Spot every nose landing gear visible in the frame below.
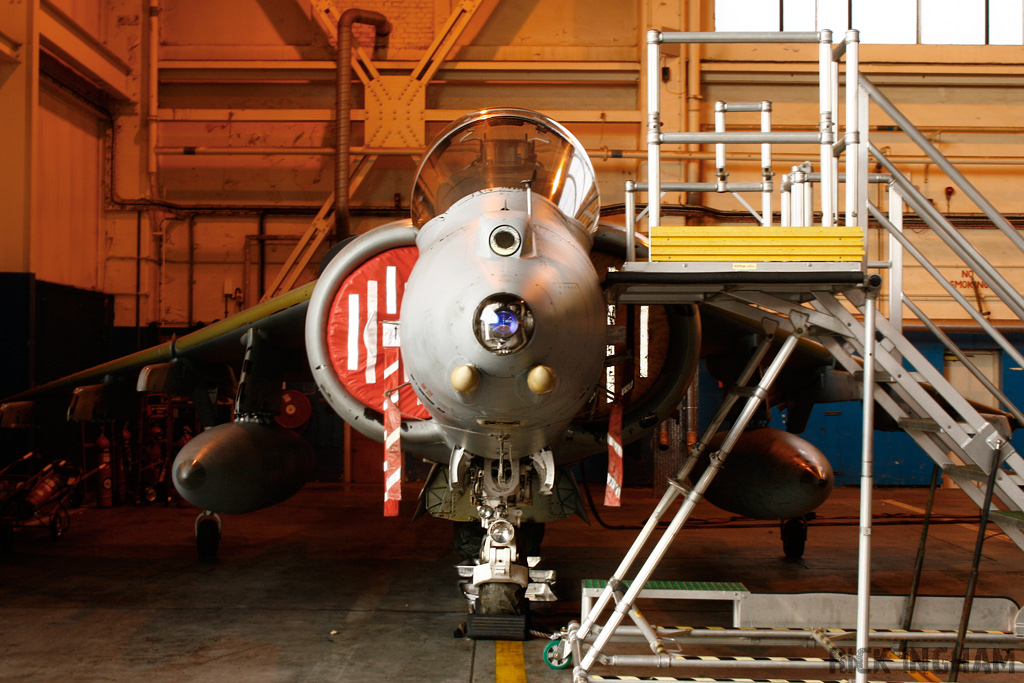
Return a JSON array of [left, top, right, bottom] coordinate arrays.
[[455, 455, 558, 639]]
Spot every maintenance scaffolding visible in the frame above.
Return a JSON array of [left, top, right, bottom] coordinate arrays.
[[550, 29, 1024, 683]]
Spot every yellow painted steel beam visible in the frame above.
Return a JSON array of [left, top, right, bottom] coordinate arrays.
[[158, 59, 639, 75], [410, 0, 485, 85], [307, 0, 341, 46], [260, 194, 336, 303], [155, 108, 640, 124], [37, 0, 131, 101], [350, 42, 381, 85], [0, 26, 20, 63]]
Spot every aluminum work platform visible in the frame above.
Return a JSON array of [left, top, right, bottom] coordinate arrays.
[[552, 27, 1024, 683]]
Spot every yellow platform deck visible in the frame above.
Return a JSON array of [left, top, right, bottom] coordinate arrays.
[[650, 225, 865, 262]]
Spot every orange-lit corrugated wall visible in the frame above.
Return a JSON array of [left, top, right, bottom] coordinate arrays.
[[32, 86, 104, 291]]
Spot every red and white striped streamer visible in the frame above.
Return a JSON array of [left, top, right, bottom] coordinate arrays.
[[604, 402, 623, 506], [382, 345, 402, 516]]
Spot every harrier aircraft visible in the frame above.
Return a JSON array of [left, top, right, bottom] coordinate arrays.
[[3, 108, 853, 633]]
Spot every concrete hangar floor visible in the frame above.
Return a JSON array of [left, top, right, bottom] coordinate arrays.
[[2, 483, 1023, 682]]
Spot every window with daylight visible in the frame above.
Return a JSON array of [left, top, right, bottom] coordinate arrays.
[[714, 0, 1024, 45]]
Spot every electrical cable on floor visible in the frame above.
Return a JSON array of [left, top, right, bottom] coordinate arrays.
[[580, 476, 995, 532]]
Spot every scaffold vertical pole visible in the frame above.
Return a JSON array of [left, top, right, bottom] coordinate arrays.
[[646, 30, 662, 251], [844, 30, 860, 230], [760, 101, 772, 226], [818, 29, 834, 227], [855, 282, 879, 683]]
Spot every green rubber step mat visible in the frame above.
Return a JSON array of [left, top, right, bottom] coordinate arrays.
[[582, 579, 749, 593]]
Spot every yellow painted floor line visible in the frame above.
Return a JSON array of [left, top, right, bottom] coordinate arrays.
[[495, 640, 528, 683], [882, 499, 1011, 544]]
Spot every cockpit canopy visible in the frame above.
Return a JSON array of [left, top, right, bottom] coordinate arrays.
[[410, 108, 600, 231]]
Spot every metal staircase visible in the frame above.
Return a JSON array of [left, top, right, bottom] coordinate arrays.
[[556, 28, 1024, 683]]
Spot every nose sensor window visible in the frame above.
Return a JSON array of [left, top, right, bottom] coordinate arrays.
[[474, 294, 534, 354]]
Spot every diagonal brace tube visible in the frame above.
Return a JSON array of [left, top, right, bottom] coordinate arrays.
[[577, 330, 804, 674], [574, 323, 780, 644]]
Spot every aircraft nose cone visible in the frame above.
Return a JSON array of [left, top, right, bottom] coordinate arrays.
[[177, 458, 207, 491], [800, 464, 830, 488]]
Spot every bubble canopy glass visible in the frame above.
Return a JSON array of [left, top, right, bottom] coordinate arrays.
[[411, 108, 600, 230]]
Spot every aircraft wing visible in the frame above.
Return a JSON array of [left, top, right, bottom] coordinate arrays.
[[2, 282, 316, 427]]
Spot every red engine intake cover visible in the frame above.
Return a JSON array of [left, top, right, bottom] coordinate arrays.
[[324, 246, 429, 420]]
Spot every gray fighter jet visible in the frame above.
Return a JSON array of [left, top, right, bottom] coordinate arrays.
[[3, 109, 848, 634]]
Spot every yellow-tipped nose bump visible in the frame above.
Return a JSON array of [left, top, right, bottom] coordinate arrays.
[[527, 365, 556, 395], [450, 364, 480, 393]]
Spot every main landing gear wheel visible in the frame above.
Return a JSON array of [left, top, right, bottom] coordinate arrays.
[[195, 512, 221, 561], [781, 517, 808, 560], [454, 521, 485, 562], [543, 639, 572, 669]]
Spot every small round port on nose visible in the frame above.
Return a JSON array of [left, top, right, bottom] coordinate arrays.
[[450, 364, 480, 393], [527, 365, 556, 395]]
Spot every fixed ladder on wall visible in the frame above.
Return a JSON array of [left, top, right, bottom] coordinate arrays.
[[552, 28, 1024, 683]]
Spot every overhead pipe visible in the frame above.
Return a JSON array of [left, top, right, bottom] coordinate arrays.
[[152, 144, 1024, 167], [135, 211, 142, 351], [146, 0, 162, 332], [336, 9, 391, 240], [187, 214, 195, 326], [257, 213, 266, 299], [147, 0, 160, 195]]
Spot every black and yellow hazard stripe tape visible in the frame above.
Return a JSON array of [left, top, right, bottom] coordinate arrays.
[[588, 676, 890, 683], [661, 625, 1011, 635]]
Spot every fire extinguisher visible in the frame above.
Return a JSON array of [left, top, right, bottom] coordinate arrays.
[[97, 431, 112, 508], [22, 461, 63, 511]]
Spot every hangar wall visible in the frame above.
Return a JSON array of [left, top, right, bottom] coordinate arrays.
[[2, 1, 1024, 486], [4, 1, 1023, 334]]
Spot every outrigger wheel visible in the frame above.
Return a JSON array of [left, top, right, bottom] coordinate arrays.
[[195, 512, 222, 561], [781, 516, 808, 560]]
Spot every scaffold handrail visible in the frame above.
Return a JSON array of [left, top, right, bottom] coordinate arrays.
[[861, 76, 1024, 255], [867, 201, 1024, 370], [656, 30, 822, 44], [868, 143, 1024, 323]]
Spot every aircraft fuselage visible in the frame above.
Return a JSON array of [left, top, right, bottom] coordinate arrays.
[[401, 188, 605, 462]]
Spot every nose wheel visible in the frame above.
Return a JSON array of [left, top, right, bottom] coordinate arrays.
[[477, 581, 526, 615]]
